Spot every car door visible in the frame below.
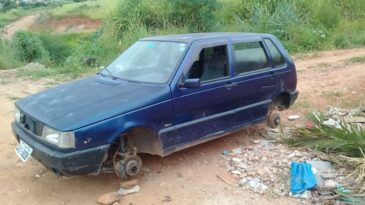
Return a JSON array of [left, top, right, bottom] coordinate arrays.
[[171, 38, 237, 145], [228, 37, 279, 127]]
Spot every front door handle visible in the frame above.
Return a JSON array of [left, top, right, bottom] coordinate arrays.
[[224, 82, 238, 89]]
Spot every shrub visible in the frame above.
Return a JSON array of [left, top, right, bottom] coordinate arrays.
[[169, 0, 219, 32], [11, 31, 49, 63], [39, 33, 72, 64], [311, 0, 341, 29], [0, 39, 21, 69], [107, 0, 168, 38]]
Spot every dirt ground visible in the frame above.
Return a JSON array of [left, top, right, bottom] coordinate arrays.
[[0, 48, 365, 205], [1, 14, 101, 39]]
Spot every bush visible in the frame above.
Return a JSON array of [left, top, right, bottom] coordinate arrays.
[[169, 0, 219, 32], [0, 39, 21, 69], [38, 33, 72, 64], [11, 31, 49, 63], [107, 0, 168, 38], [311, 0, 341, 29]]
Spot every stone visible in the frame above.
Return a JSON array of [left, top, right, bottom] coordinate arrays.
[[257, 169, 265, 177], [118, 185, 140, 196], [235, 162, 248, 170], [231, 170, 242, 175], [321, 173, 337, 179], [120, 179, 138, 189], [216, 172, 236, 185], [239, 177, 248, 186], [253, 140, 260, 144], [322, 118, 338, 127], [231, 147, 242, 154], [290, 190, 312, 199], [323, 180, 337, 189], [232, 157, 243, 162], [248, 178, 260, 189], [288, 115, 300, 121], [97, 192, 120, 205], [112, 202, 120, 205], [142, 167, 151, 173]]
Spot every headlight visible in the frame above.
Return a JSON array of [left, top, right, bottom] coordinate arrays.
[[42, 126, 75, 148], [14, 107, 21, 122]]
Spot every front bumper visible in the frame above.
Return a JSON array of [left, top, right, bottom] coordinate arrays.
[[12, 122, 109, 176]]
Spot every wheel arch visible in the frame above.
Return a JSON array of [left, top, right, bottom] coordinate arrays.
[[272, 91, 291, 110], [112, 126, 164, 157]]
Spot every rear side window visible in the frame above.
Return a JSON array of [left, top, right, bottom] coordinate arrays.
[[264, 39, 285, 67], [233, 42, 269, 74]]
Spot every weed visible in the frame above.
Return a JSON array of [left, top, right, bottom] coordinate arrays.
[[345, 56, 365, 64], [321, 91, 343, 98], [288, 113, 365, 157], [11, 31, 49, 63], [7, 95, 20, 101]]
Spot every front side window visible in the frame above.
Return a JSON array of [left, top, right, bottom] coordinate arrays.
[[264, 39, 285, 67], [186, 45, 229, 82], [233, 42, 269, 74], [102, 41, 187, 83]]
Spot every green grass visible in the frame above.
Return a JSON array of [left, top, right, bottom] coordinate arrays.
[[345, 55, 365, 64], [288, 113, 365, 157], [321, 91, 343, 98], [1, 0, 365, 79], [48, 0, 119, 19]]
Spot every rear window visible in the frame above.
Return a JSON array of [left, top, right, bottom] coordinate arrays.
[[233, 42, 269, 74], [264, 39, 285, 67]]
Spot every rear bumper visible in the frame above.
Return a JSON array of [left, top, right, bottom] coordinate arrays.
[[289, 90, 299, 107], [12, 122, 109, 176]]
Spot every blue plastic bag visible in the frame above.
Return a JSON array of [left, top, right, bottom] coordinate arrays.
[[290, 161, 317, 194]]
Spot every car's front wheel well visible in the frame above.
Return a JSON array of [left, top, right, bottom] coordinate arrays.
[[109, 127, 163, 157], [272, 92, 290, 110]]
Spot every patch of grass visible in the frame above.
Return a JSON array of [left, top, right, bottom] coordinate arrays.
[[345, 56, 365, 64], [48, 0, 119, 20], [7, 95, 20, 101], [321, 90, 343, 98], [0, 78, 10, 84], [292, 98, 311, 110]]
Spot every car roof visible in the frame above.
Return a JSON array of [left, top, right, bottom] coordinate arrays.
[[141, 32, 268, 43]]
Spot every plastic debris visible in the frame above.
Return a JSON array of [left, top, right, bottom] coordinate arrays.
[[290, 161, 317, 194]]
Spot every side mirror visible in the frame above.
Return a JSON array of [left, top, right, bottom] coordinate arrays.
[[183, 78, 200, 88]]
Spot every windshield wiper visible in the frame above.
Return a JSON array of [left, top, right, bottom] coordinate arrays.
[[98, 67, 118, 80]]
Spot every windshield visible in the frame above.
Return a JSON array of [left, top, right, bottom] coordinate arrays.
[[102, 41, 187, 83]]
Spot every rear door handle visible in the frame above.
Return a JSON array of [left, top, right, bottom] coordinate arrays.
[[224, 82, 238, 89]]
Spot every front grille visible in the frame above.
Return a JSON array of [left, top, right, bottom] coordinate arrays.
[[20, 112, 44, 136]]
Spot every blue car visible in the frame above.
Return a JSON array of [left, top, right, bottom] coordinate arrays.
[[12, 32, 298, 180]]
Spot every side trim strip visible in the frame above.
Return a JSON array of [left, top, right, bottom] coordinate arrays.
[[162, 117, 266, 156], [159, 99, 271, 134], [175, 110, 235, 129]]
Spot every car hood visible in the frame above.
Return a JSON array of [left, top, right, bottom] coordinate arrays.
[[16, 75, 171, 131]]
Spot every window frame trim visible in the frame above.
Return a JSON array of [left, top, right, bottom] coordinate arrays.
[[182, 41, 231, 85], [263, 38, 287, 68], [231, 40, 271, 76]]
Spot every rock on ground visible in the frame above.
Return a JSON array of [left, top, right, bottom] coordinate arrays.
[[97, 192, 120, 205]]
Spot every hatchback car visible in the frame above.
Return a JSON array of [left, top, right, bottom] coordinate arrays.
[[12, 32, 298, 180]]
